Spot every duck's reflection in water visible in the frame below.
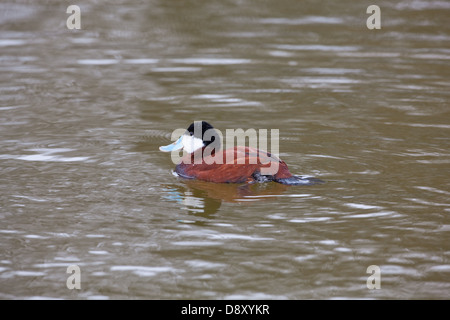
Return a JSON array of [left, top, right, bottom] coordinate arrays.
[[162, 180, 289, 216]]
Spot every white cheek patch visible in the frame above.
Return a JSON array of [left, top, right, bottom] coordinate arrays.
[[182, 135, 204, 153]]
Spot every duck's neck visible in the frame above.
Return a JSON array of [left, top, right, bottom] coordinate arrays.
[[189, 146, 218, 163]]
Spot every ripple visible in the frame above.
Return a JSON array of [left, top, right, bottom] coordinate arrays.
[[318, 240, 338, 245], [191, 94, 229, 100], [344, 203, 384, 210], [259, 16, 344, 25], [382, 265, 421, 277], [13, 195, 48, 202], [400, 123, 450, 129], [0, 39, 26, 47], [141, 129, 172, 141], [306, 154, 346, 160], [0, 230, 21, 234], [190, 93, 261, 107], [77, 59, 119, 65], [270, 44, 360, 52], [427, 265, 450, 273], [209, 233, 274, 241], [24, 234, 49, 239], [336, 52, 401, 58], [289, 217, 331, 223], [406, 198, 450, 207], [283, 77, 359, 84], [110, 265, 177, 277], [33, 262, 104, 268], [301, 68, 364, 75], [411, 53, 450, 60], [87, 295, 110, 300], [0, 270, 46, 280], [0, 148, 90, 162], [69, 38, 97, 44], [184, 260, 226, 269], [150, 67, 201, 72], [294, 254, 317, 262], [415, 186, 450, 196], [224, 292, 289, 299], [395, 0, 450, 10], [244, 194, 312, 198], [172, 241, 223, 246], [124, 58, 159, 64], [25, 296, 63, 300], [343, 211, 401, 219], [89, 250, 109, 255], [169, 58, 251, 65]]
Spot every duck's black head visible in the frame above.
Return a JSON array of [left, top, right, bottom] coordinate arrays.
[[159, 121, 221, 154]]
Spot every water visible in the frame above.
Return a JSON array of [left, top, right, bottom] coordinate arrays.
[[1, 0, 449, 299]]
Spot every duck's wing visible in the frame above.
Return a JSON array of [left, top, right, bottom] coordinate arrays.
[[225, 146, 281, 165]]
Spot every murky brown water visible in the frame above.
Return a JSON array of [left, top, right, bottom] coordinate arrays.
[[1, 0, 449, 299]]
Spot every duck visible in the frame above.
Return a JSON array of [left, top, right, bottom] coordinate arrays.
[[159, 121, 321, 185]]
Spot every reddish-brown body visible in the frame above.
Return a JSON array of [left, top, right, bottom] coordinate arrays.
[[175, 146, 294, 183]]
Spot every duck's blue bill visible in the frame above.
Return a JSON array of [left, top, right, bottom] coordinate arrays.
[[159, 136, 183, 152]]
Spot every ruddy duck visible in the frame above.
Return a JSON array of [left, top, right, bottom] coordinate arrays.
[[160, 121, 321, 185]]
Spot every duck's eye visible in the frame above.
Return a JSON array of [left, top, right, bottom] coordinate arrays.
[[189, 132, 194, 136]]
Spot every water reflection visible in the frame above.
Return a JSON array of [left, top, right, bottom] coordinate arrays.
[[162, 180, 290, 216]]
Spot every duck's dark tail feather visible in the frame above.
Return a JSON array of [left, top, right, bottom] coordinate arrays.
[[274, 175, 324, 186]]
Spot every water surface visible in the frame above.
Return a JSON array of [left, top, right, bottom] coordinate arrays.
[[1, 0, 449, 299]]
